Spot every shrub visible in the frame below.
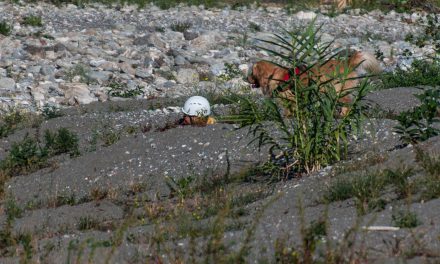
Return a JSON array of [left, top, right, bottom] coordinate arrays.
[[107, 81, 143, 98], [44, 128, 80, 157], [380, 59, 440, 89], [0, 21, 11, 36], [0, 128, 80, 177], [41, 104, 63, 119], [170, 21, 192, 33], [0, 135, 48, 176], [392, 210, 421, 228], [0, 109, 26, 138], [224, 21, 370, 176], [394, 88, 440, 144], [22, 15, 43, 27]]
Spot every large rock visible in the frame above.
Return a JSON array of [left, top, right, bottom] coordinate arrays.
[[189, 31, 225, 52], [60, 83, 97, 105], [133, 33, 168, 51], [176, 68, 199, 84], [0, 77, 15, 91]]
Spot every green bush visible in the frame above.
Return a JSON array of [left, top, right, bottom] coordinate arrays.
[[42, 104, 63, 119], [394, 88, 440, 144], [224, 21, 369, 176], [0, 136, 48, 176], [392, 210, 421, 228], [0, 110, 26, 138], [0, 21, 11, 36], [44, 128, 80, 157], [22, 15, 43, 27], [380, 59, 440, 89], [107, 81, 143, 98], [0, 128, 80, 177]]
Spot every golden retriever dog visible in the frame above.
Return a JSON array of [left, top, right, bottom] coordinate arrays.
[[247, 50, 382, 116]]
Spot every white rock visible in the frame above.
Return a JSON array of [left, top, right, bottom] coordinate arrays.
[[295, 11, 317, 20], [60, 83, 97, 105]]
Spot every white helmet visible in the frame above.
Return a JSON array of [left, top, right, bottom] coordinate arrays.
[[182, 96, 211, 117]]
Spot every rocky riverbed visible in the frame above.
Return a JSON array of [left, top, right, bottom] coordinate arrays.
[[0, 1, 439, 112], [1, 2, 440, 263]]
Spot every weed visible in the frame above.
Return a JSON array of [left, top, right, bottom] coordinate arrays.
[[78, 216, 99, 230], [380, 60, 440, 89], [44, 128, 80, 157], [0, 21, 11, 36], [18, 233, 34, 262], [100, 128, 121, 146], [225, 21, 370, 175], [0, 109, 27, 138], [154, 26, 165, 32], [90, 187, 109, 201], [22, 15, 43, 27], [165, 175, 195, 202], [41, 104, 63, 119], [248, 22, 261, 32], [170, 21, 192, 32], [392, 210, 421, 228], [5, 199, 23, 222], [405, 14, 440, 48], [394, 88, 440, 144], [65, 64, 92, 83], [54, 193, 76, 207], [0, 135, 48, 177], [415, 148, 440, 200], [323, 170, 402, 214], [384, 167, 415, 199], [217, 63, 243, 82], [107, 81, 143, 98]]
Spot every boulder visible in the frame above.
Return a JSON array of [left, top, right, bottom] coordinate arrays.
[[176, 68, 199, 84], [60, 83, 97, 105]]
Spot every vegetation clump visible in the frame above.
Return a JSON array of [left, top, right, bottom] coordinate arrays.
[[225, 21, 370, 176], [22, 15, 43, 27], [394, 88, 440, 145]]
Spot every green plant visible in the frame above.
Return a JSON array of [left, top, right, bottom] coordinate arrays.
[[18, 233, 34, 262], [107, 81, 143, 98], [41, 104, 63, 119], [0, 109, 30, 138], [217, 63, 243, 82], [405, 14, 440, 48], [380, 60, 440, 89], [224, 21, 370, 175], [384, 167, 415, 199], [22, 15, 43, 27], [165, 175, 195, 201], [5, 199, 23, 222], [324, 170, 392, 214], [248, 22, 261, 32], [44, 128, 80, 157], [170, 21, 192, 32], [0, 21, 11, 36], [0, 135, 48, 177], [394, 88, 440, 144], [99, 127, 121, 146], [392, 210, 421, 228], [65, 64, 92, 83], [415, 148, 440, 200], [78, 216, 99, 230]]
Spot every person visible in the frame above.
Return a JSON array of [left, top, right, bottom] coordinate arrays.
[[179, 96, 216, 126]]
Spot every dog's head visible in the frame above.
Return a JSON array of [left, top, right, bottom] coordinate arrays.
[[246, 63, 260, 89]]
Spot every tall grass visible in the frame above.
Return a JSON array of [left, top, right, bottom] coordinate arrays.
[[224, 20, 370, 175]]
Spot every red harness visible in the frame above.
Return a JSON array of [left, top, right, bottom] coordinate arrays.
[[283, 67, 301, 81]]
